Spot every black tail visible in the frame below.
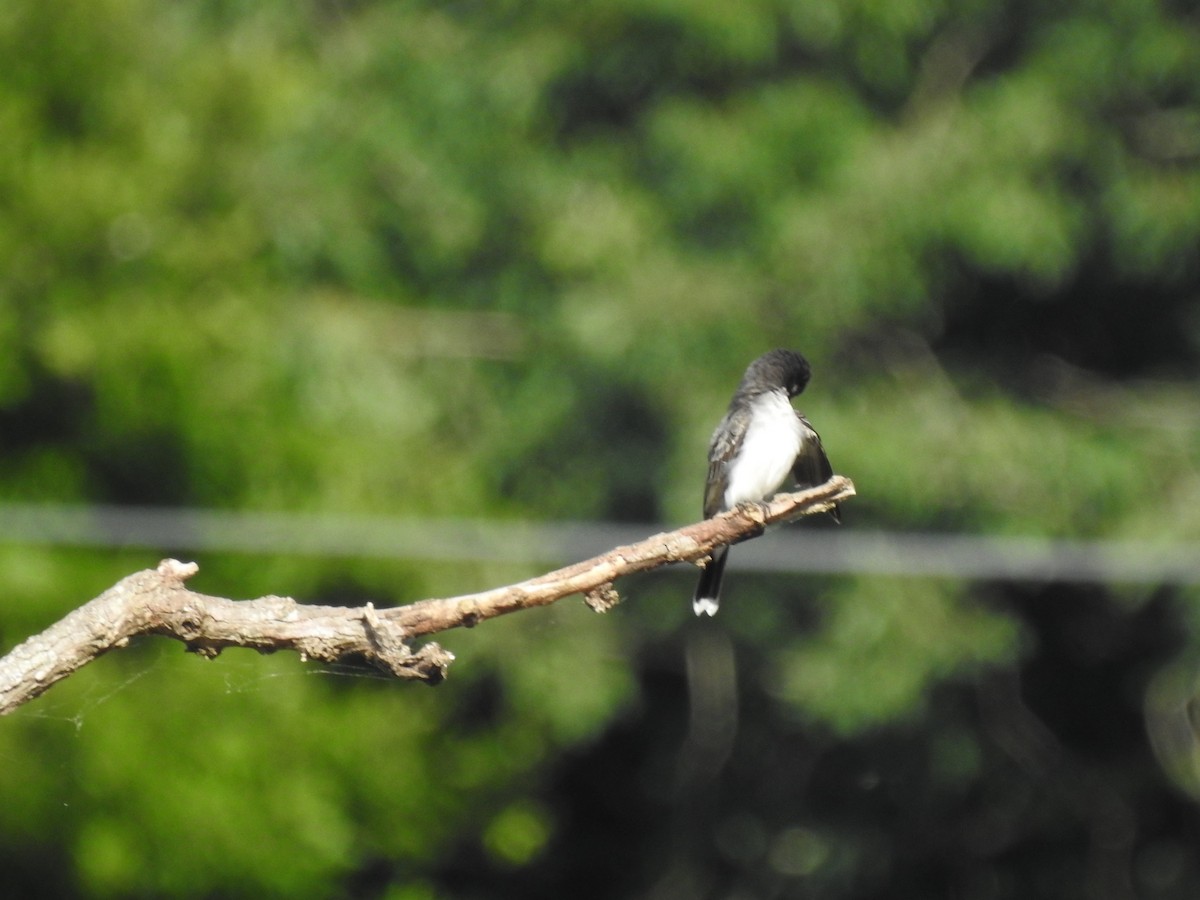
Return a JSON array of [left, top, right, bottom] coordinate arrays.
[[692, 546, 730, 616]]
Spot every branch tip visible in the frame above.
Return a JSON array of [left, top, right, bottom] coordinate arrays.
[[158, 559, 199, 581]]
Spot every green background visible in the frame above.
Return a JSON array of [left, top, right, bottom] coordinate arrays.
[[2, 0, 1199, 896]]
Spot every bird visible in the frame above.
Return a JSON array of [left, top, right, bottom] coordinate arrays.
[[693, 349, 839, 616]]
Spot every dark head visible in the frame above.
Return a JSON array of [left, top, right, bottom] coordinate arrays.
[[736, 349, 812, 399]]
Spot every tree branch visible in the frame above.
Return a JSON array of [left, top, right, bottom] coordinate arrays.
[[0, 476, 854, 715]]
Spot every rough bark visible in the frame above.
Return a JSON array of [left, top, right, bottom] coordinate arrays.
[[0, 476, 854, 714]]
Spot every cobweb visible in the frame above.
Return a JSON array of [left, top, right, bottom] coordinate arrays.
[[3, 640, 398, 734]]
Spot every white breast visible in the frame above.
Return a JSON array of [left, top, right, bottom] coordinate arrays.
[[723, 392, 804, 508]]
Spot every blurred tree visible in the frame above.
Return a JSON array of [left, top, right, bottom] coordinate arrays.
[[1, 0, 1199, 896]]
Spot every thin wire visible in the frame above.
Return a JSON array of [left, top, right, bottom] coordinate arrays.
[[0, 503, 1197, 584]]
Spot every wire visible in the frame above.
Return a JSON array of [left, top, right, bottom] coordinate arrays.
[[0, 503, 1196, 584]]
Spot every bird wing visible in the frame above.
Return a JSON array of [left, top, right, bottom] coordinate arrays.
[[702, 405, 750, 518], [793, 414, 840, 523]]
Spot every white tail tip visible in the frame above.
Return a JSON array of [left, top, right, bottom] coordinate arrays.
[[692, 597, 719, 617]]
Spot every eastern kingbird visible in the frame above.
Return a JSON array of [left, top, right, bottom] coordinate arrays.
[[693, 349, 839, 616]]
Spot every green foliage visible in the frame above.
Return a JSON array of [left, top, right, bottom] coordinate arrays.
[[772, 577, 1019, 734], [2, 0, 1199, 895]]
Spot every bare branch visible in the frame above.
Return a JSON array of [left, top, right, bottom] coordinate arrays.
[[0, 476, 854, 715]]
